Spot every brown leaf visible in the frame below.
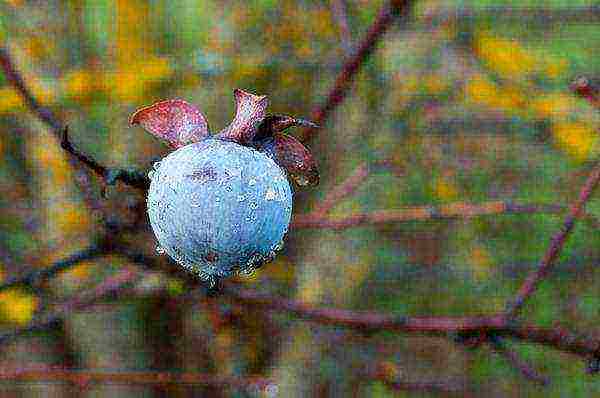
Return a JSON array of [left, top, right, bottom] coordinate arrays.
[[260, 133, 319, 187], [130, 99, 210, 148]]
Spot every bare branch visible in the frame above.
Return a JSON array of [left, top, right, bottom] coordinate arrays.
[[293, 201, 600, 230], [0, 244, 106, 293], [505, 163, 600, 319], [487, 335, 550, 386], [0, 366, 273, 391], [301, 0, 416, 142]]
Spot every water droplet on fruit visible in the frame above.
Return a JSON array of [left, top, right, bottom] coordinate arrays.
[[249, 202, 258, 210], [153, 161, 162, 171], [248, 178, 257, 186], [265, 188, 277, 201], [271, 240, 284, 252], [156, 246, 167, 255], [148, 170, 156, 180], [237, 194, 246, 202]]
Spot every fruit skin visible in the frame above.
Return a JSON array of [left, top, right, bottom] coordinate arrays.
[[147, 138, 292, 282]]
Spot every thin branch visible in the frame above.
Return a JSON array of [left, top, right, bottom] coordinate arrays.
[[292, 201, 600, 230], [301, 0, 416, 142], [487, 335, 550, 386], [0, 244, 106, 293], [219, 284, 600, 360], [0, 48, 150, 192], [504, 163, 600, 319], [60, 126, 150, 191], [365, 366, 471, 396], [0, 366, 273, 391], [310, 162, 371, 216], [0, 48, 61, 131]]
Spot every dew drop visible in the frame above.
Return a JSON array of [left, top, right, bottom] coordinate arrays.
[[237, 194, 246, 202], [215, 196, 221, 203], [265, 188, 277, 201], [156, 246, 167, 255], [153, 160, 162, 171], [248, 178, 257, 186], [148, 170, 156, 180], [249, 202, 258, 210]]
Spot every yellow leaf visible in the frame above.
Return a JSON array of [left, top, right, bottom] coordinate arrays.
[[475, 33, 538, 80], [0, 288, 38, 326], [552, 121, 599, 161]]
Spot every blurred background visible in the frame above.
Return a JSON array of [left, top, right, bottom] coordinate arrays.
[[0, 0, 599, 396]]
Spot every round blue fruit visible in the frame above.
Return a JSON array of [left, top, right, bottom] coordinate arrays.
[[147, 138, 293, 283]]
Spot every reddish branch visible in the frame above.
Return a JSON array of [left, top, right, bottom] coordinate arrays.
[[301, 0, 415, 142], [487, 336, 550, 386], [220, 284, 600, 360], [293, 201, 600, 230], [0, 366, 273, 390]]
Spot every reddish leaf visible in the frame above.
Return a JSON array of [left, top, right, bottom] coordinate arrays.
[[130, 99, 210, 148], [217, 89, 268, 144], [260, 133, 319, 186]]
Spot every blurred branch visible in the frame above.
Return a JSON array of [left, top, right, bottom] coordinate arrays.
[[0, 47, 102, 208], [504, 78, 600, 319], [364, 363, 471, 396], [301, 0, 416, 142], [0, 47, 150, 193], [0, 366, 273, 391], [329, 0, 353, 55], [220, 284, 600, 360], [425, 6, 600, 25], [0, 48, 61, 131], [292, 201, 600, 230], [487, 335, 550, 386], [0, 243, 106, 293]]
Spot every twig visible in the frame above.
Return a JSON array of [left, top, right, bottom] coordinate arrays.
[[310, 162, 371, 216], [292, 201, 600, 230], [60, 126, 150, 191], [504, 163, 600, 319], [0, 366, 273, 390], [366, 364, 470, 396], [301, 0, 416, 142], [0, 48, 61, 131], [0, 48, 150, 192], [487, 335, 550, 386], [0, 47, 103, 208], [0, 244, 106, 293]]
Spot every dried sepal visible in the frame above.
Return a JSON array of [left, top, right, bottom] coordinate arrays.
[[257, 133, 319, 187], [217, 89, 269, 144], [255, 114, 319, 141], [130, 99, 210, 148]]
